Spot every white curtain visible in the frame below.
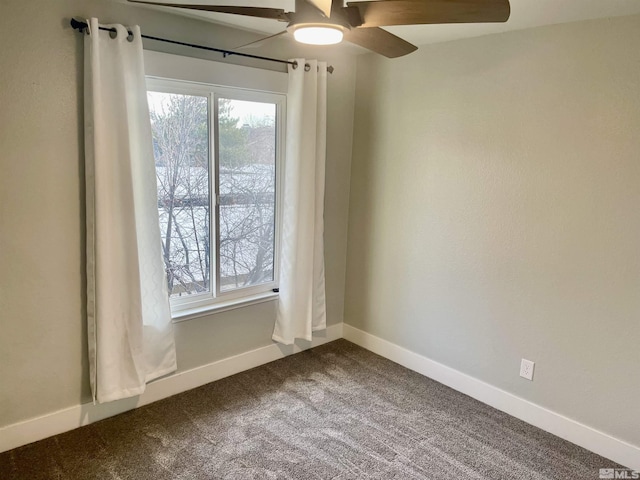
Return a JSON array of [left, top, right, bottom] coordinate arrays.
[[273, 59, 328, 345], [84, 18, 176, 403]]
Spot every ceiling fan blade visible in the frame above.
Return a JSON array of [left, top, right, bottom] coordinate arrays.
[[347, 0, 510, 28], [343, 27, 417, 58], [127, 1, 290, 21]]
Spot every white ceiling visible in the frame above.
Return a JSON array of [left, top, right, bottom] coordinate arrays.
[[126, 0, 640, 48]]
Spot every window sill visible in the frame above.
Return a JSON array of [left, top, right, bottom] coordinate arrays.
[[171, 291, 279, 323]]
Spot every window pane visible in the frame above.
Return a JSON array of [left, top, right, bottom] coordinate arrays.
[[148, 91, 210, 298], [217, 98, 276, 292]]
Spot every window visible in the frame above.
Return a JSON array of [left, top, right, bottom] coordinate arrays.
[[147, 79, 284, 316]]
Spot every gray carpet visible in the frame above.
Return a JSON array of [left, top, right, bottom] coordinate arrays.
[[0, 340, 620, 479]]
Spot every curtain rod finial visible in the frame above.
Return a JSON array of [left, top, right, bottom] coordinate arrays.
[[70, 18, 88, 32]]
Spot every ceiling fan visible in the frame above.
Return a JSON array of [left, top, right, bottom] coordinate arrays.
[[128, 0, 511, 58]]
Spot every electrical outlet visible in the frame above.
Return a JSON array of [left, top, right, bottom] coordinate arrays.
[[520, 359, 535, 380]]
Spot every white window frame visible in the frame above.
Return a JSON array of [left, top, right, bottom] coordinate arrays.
[[144, 52, 287, 321]]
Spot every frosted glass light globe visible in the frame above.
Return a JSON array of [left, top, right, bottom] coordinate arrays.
[[293, 25, 344, 45]]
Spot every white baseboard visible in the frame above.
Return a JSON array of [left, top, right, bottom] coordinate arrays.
[[342, 324, 640, 472], [0, 323, 343, 454]]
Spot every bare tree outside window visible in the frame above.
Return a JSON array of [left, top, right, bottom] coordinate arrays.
[[148, 91, 277, 299]]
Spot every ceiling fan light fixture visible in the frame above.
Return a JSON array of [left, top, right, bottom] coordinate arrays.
[[291, 23, 345, 45]]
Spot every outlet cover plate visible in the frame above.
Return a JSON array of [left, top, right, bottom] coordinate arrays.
[[520, 359, 535, 380]]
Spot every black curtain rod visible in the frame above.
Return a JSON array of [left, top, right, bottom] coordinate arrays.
[[70, 18, 334, 74]]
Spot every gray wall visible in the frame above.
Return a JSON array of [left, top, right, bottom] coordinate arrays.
[[0, 0, 355, 427], [345, 15, 640, 447]]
